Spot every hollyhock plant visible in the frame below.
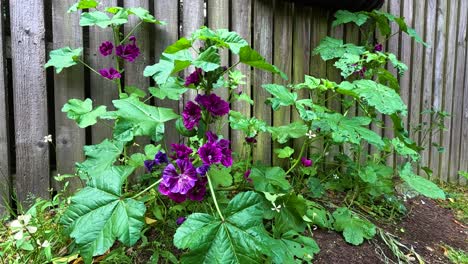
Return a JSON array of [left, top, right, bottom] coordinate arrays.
[[184, 68, 203, 86], [159, 159, 198, 196], [196, 165, 210, 176], [195, 94, 230, 117], [99, 41, 113, 56], [199, 131, 233, 167], [187, 176, 207, 201], [144, 151, 168, 172], [99, 67, 121, 80], [116, 36, 140, 62], [182, 101, 202, 130], [170, 144, 193, 160]]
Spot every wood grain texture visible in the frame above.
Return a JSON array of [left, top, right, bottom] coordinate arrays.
[[272, 1, 293, 166], [51, 0, 85, 191], [449, 0, 467, 183], [439, 0, 458, 182], [207, 0, 229, 139], [252, 0, 273, 164], [399, 0, 413, 131], [231, 0, 252, 154], [89, 0, 119, 144], [0, 0, 10, 215], [10, 0, 50, 204], [460, 24, 468, 186], [154, 0, 180, 146]]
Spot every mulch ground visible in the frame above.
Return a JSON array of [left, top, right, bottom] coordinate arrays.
[[313, 197, 468, 264]]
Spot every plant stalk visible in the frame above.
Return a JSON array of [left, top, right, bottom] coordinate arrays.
[[206, 173, 225, 221], [132, 178, 162, 199]]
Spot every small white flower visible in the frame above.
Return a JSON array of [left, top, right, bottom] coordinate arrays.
[[333, 174, 339, 180], [37, 240, 50, 248], [13, 230, 24, 240], [305, 130, 317, 139], [43, 135, 53, 143], [271, 202, 282, 213], [26, 225, 37, 234]]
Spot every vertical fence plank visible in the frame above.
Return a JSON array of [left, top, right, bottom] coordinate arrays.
[[430, 0, 447, 180], [253, 0, 273, 164], [439, 0, 459, 182], [460, 28, 468, 185], [0, 0, 10, 214], [449, 0, 467, 183], [154, 0, 180, 146], [231, 0, 252, 154], [292, 4, 311, 154], [399, 0, 413, 132], [51, 0, 85, 191], [10, 0, 50, 204], [272, 1, 293, 166], [421, 0, 437, 175], [89, 0, 118, 144]]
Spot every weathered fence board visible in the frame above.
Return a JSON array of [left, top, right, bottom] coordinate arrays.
[[9, 0, 50, 204]]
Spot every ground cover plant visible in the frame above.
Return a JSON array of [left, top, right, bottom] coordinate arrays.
[[1, 1, 454, 263]]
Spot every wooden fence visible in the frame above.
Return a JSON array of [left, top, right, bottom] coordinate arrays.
[[0, 0, 467, 214]]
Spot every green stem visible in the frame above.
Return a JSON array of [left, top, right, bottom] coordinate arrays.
[[112, 26, 123, 95], [76, 58, 100, 76], [207, 173, 225, 221], [222, 61, 240, 75], [132, 178, 162, 199], [120, 21, 143, 44], [285, 140, 307, 175]]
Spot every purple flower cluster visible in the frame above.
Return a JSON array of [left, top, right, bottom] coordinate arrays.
[[374, 43, 383, 52], [198, 131, 232, 167], [99, 41, 113, 56], [184, 68, 203, 86], [182, 93, 230, 130], [99, 67, 121, 80], [301, 157, 313, 167], [182, 101, 202, 130], [116, 36, 140, 62], [144, 151, 168, 172]]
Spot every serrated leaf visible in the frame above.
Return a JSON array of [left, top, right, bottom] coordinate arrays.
[[399, 163, 445, 199], [192, 46, 220, 72], [391, 138, 420, 161], [333, 10, 369, 27], [295, 75, 321, 90], [306, 178, 325, 199], [164, 38, 192, 54], [174, 192, 275, 263], [45, 47, 82, 73], [144, 50, 192, 85], [271, 231, 319, 263], [61, 98, 106, 128], [80, 11, 128, 28], [229, 111, 267, 138], [68, 0, 99, 13], [304, 206, 333, 229], [76, 139, 124, 179], [128, 153, 146, 168], [208, 166, 232, 187], [239, 46, 288, 80], [149, 77, 187, 100], [358, 163, 393, 184], [262, 84, 297, 110], [332, 207, 376, 245], [274, 146, 294, 159], [268, 122, 308, 144], [127, 7, 165, 24], [61, 166, 145, 263], [313, 37, 365, 61], [124, 86, 147, 98], [192, 27, 249, 54], [249, 166, 291, 193], [274, 194, 308, 234]]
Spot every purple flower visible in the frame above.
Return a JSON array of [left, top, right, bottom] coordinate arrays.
[[176, 217, 186, 225], [158, 185, 187, 203], [374, 43, 383, 52], [144, 160, 156, 172], [159, 159, 198, 195], [182, 101, 202, 130], [244, 170, 253, 183], [198, 142, 223, 165], [195, 94, 230, 117], [116, 36, 140, 62], [245, 137, 257, 144], [355, 66, 367, 78], [99, 41, 113, 56], [301, 157, 313, 167], [220, 147, 233, 167], [187, 176, 207, 201], [196, 165, 210, 176], [170, 144, 193, 160], [144, 151, 168, 172], [184, 68, 203, 86], [99, 67, 121, 80]]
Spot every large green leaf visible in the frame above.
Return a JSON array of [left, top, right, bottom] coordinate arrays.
[[358, 163, 393, 184], [273, 194, 308, 234], [268, 122, 308, 144], [148, 77, 187, 100], [271, 231, 319, 263], [192, 27, 249, 54], [337, 80, 407, 116], [391, 138, 420, 161], [76, 139, 124, 179], [332, 207, 376, 246], [262, 84, 298, 110], [313, 37, 365, 61], [192, 46, 221, 72], [127, 7, 165, 24], [399, 163, 445, 199], [61, 98, 106, 128], [164, 38, 193, 54], [144, 50, 192, 85], [174, 192, 275, 263], [229, 111, 267, 138], [106, 96, 179, 142], [80, 11, 128, 28], [61, 166, 146, 264], [208, 166, 233, 188], [249, 166, 291, 193], [45, 47, 82, 73], [68, 0, 99, 13], [239, 46, 287, 80], [332, 10, 369, 27]]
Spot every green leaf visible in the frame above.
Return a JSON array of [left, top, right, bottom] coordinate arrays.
[[214, 29, 249, 54], [249, 166, 291, 193], [68, 0, 99, 13], [358, 163, 393, 184], [337, 80, 407, 116], [332, 207, 376, 245], [333, 10, 369, 27], [391, 138, 420, 161], [144, 50, 192, 85], [61, 166, 146, 263], [128, 153, 146, 168], [262, 84, 297, 110], [208, 166, 232, 187], [306, 178, 325, 199], [124, 86, 147, 98], [229, 111, 267, 138], [164, 38, 192, 54], [45, 47, 83, 73], [274, 146, 294, 159], [107, 96, 179, 142], [192, 46, 221, 72], [127, 7, 165, 24], [80, 11, 128, 28], [399, 163, 445, 199], [149, 77, 187, 100], [273, 194, 308, 234], [268, 122, 308, 144], [174, 192, 275, 263], [239, 46, 288, 80], [61, 98, 106, 128], [76, 139, 124, 179], [304, 206, 333, 229], [334, 53, 362, 78], [313, 37, 365, 61], [271, 231, 319, 263], [144, 144, 162, 160], [295, 75, 321, 90]]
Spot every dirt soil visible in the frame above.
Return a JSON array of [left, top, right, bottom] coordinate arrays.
[[314, 197, 468, 264]]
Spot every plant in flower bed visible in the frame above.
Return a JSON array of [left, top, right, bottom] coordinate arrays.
[[41, 1, 446, 263]]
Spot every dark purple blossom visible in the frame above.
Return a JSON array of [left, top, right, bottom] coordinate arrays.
[[374, 43, 383, 52], [187, 176, 207, 201], [301, 157, 313, 167], [116, 36, 140, 62], [99, 41, 113, 56], [99, 67, 121, 80], [144, 151, 168, 172], [176, 217, 186, 225], [198, 142, 223, 165], [195, 94, 230, 117], [170, 144, 193, 160], [355, 66, 367, 78], [182, 101, 202, 130], [159, 184, 187, 203], [159, 159, 198, 196], [245, 137, 257, 144], [196, 165, 210, 176], [184, 68, 203, 86], [220, 147, 233, 167], [244, 170, 253, 183]]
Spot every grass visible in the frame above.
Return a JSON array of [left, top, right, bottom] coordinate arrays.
[[438, 183, 468, 225], [443, 245, 468, 264]]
